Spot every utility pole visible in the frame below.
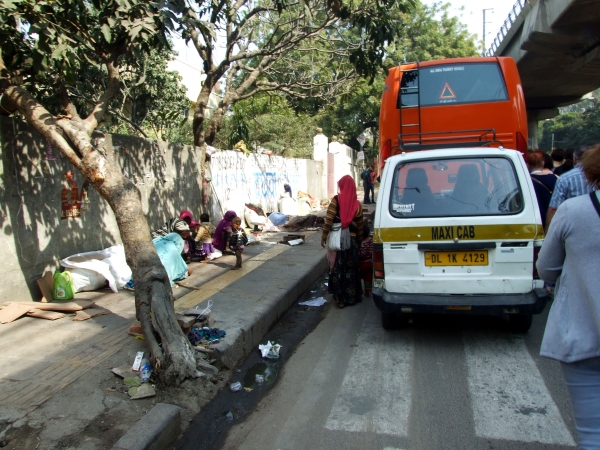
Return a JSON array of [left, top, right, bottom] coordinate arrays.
[[482, 8, 494, 53]]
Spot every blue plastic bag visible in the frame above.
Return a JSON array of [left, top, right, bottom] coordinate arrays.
[[268, 212, 287, 226]]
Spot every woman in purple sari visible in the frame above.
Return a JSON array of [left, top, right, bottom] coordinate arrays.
[[213, 210, 237, 252]]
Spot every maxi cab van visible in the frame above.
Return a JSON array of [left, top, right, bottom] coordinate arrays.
[[372, 147, 548, 332]]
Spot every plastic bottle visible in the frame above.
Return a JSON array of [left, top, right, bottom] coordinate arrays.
[[140, 364, 152, 383]]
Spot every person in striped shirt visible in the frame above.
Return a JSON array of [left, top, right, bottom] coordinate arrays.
[[546, 145, 594, 232]]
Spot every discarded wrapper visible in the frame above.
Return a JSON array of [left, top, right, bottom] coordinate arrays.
[[258, 341, 281, 359], [132, 351, 144, 371], [230, 381, 242, 392], [298, 297, 327, 307]]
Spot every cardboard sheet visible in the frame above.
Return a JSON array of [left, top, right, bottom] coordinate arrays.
[[0, 303, 33, 324]]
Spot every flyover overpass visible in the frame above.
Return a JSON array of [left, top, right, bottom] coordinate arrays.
[[487, 0, 600, 148]]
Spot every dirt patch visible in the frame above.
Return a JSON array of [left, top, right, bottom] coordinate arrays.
[[0, 337, 234, 450]]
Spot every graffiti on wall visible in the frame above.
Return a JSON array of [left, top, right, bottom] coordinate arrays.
[[210, 151, 307, 213]]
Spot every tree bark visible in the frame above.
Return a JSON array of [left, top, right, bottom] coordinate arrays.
[[3, 85, 203, 384]]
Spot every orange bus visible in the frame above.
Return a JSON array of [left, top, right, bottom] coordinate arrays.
[[379, 57, 527, 170]]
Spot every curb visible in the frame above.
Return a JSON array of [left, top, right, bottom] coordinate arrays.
[[211, 239, 327, 368], [113, 403, 181, 450]]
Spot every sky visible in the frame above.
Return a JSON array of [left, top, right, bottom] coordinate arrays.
[[170, 0, 521, 101]]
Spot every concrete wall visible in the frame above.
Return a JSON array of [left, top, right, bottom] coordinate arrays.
[[0, 117, 325, 302], [0, 117, 205, 302], [209, 151, 324, 214]]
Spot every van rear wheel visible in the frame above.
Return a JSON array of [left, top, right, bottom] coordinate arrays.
[[381, 312, 410, 330], [508, 314, 533, 332]]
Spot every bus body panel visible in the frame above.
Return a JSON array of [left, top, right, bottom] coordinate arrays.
[[379, 57, 527, 170]]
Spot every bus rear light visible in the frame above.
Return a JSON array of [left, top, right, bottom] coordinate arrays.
[[373, 244, 384, 279], [516, 132, 527, 154]]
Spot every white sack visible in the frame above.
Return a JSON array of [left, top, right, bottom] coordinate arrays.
[[69, 268, 107, 292], [60, 244, 132, 292]]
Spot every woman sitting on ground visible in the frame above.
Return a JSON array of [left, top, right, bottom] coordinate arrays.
[[213, 210, 237, 254]]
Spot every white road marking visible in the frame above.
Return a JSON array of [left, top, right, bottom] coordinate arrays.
[[325, 307, 413, 437], [464, 331, 575, 446]]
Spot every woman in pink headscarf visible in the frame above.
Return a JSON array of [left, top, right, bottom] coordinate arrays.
[[321, 175, 364, 308]]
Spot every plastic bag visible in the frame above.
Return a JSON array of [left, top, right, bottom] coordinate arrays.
[[61, 244, 132, 292], [207, 249, 222, 261], [326, 223, 342, 251], [53, 270, 75, 300], [268, 212, 287, 226], [263, 219, 279, 232], [258, 341, 281, 359], [69, 268, 107, 292], [244, 207, 266, 227]]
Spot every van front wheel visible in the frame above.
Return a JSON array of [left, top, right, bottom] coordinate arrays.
[[381, 312, 410, 330], [509, 314, 533, 332]]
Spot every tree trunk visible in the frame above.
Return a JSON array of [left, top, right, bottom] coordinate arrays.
[[3, 86, 203, 384], [98, 167, 202, 384], [205, 103, 227, 146]]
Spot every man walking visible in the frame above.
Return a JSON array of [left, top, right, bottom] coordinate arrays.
[[361, 166, 372, 204], [368, 165, 376, 203], [546, 145, 594, 232]]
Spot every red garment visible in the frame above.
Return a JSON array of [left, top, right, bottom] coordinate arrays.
[[337, 175, 359, 229]]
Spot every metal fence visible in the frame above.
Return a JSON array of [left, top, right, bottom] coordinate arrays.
[[485, 0, 527, 56]]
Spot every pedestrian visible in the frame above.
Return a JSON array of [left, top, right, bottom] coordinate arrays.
[[321, 175, 364, 308], [359, 222, 373, 297], [542, 152, 555, 175], [361, 166, 372, 204], [551, 148, 565, 173], [229, 216, 248, 270], [526, 150, 557, 229], [368, 164, 376, 204], [213, 210, 236, 254], [546, 145, 593, 231], [554, 147, 574, 176], [537, 143, 600, 450]]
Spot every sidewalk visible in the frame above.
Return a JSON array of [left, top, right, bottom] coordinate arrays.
[[0, 231, 326, 450]]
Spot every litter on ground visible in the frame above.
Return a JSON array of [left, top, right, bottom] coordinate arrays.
[[298, 297, 327, 307]]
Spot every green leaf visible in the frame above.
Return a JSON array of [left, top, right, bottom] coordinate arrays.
[[101, 23, 112, 44]]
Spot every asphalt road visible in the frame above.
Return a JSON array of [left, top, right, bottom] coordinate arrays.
[[218, 297, 578, 450]]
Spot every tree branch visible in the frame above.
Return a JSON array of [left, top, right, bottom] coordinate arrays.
[[3, 86, 84, 171], [84, 59, 121, 134]]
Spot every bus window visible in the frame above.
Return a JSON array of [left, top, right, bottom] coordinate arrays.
[[418, 63, 508, 106]]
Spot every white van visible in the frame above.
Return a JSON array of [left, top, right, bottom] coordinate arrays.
[[372, 148, 548, 332]]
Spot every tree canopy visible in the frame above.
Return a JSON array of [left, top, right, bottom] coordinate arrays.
[[0, 0, 205, 385]]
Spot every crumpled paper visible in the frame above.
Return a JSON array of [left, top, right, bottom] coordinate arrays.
[[258, 341, 281, 359]]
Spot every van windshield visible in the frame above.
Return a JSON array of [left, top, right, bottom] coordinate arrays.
[[389, 157, 523, 218]]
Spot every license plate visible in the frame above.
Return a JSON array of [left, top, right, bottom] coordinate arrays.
[[424, 250, 488, 266]]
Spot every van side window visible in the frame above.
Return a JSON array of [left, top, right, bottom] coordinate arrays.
[[390, 157, 523, 218]]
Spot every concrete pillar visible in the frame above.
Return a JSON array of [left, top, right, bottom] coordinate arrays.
[[313, 130, 328, 199], [528, 118, 539, 150], [527, 108, 558, 150]]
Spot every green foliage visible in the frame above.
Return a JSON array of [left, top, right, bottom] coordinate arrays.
[[314, 1, 477, 153], [539, 99, 600, 151], [214, 95, 317, 158], [1, 0, 179, 84]]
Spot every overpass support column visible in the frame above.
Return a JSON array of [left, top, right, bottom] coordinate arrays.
[[527, 109, 558, 150]]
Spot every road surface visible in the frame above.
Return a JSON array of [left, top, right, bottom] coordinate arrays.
[[219, 297, 577, 450]]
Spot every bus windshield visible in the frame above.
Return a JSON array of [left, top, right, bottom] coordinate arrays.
[[400, 63, 509, 108]]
